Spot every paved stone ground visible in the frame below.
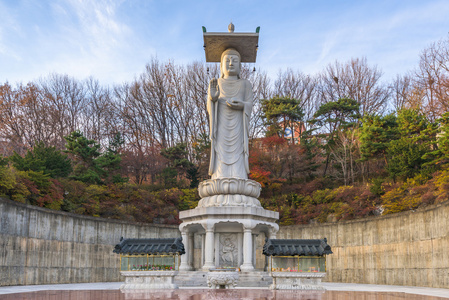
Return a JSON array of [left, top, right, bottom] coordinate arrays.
[[323, 283, 449, 298], [0, 282, 447, 298]]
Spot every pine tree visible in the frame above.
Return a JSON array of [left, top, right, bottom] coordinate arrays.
[[64, 131, 102, 184], [261, 96, 304, 143], [96, 133, 128, 184], [160, 143, 197, 188], [10, 142, 72, 178]]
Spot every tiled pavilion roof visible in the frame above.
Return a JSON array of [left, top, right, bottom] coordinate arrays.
[[263, 238, 332, 256], [113, 237, 185, 255]]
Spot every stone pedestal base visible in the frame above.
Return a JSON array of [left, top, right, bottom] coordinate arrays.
[[120, 271, 178, 290], [197, 178, 262, 208], [270, 272, 326, 290], [179, 206, 279, 271], [207, 269, 239, 289], [240, 263, 255, 271]]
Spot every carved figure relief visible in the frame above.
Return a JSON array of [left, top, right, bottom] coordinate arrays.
[[219, 234, 238, 267]]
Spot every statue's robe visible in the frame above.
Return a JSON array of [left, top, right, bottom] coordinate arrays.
[[207, 78, 253, 179]]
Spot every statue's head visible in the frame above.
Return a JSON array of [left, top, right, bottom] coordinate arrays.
[[220, 48, 241, 78]]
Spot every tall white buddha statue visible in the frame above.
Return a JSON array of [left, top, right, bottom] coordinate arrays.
[[207, 48, 253, 180], [197, 26, 262, 208]]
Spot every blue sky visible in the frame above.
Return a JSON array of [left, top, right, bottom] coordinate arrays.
[[1, 0, 449, 85]]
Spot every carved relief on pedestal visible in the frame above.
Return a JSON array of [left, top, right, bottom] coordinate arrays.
[[219, 233, 238, 267]]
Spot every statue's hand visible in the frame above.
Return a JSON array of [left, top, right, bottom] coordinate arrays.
[[208, 78, 219, 102], [226, 98, 244, 110]]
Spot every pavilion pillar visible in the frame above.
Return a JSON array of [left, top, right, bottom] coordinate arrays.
[[240, 228, 254, 271], [269, 227, 277, 239], [188, 232, 194, 268], [179, 229, 192, 271], [202, 223, 215, 271]]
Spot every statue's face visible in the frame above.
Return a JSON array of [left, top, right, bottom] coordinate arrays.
[[222, 54, 240, 77]]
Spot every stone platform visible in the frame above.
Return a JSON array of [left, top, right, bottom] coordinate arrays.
[[270, 272, 326, 290], [174, 271, 273, 288], [120, 271, 178, 290], [179, 206, 278, 220]]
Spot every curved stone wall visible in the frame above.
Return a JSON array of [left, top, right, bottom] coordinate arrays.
[[0, 198, 180, 286], [277, 200, 449, 288], [1, 197, 448, 288]]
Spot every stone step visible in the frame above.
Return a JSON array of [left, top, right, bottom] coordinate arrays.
[[174, 271, 208, 287], [174, 271, 272, 288], [237, 271, 272, 287]]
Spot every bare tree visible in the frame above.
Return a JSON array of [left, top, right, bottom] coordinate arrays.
[[0, 83, 28, 154], [39, 74, 86, 148], [113, 81, 164, 184], [240, 66, 272, 139], [318, 58, 389, 118], [413, 36, 449, 121], [83, 77, 116, 146], [390, 74, 413, 112], [330, 128, 360, 185], [273, 69, 317, 126], [0, 83, 58, 154]]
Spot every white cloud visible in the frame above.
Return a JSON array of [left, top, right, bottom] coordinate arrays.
[[386, 1, 449, 30], [0, 2, 23, 60], [317, 31, 341, 66], [59, 0, 131, 56]]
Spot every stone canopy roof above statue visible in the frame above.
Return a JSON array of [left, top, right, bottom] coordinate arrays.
[[263, 238, 333, 257], [203, 23, 260, 62], [113, 237, 185, 255]]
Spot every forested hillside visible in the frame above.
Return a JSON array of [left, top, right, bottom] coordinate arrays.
[[1, 35, 449, 225]]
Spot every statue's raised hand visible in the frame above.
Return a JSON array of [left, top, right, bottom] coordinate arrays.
[[208, 78, 220, 102]]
